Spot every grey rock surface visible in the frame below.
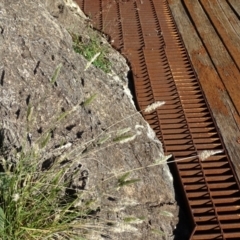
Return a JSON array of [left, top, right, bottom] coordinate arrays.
[[0, 0, 178, 239]]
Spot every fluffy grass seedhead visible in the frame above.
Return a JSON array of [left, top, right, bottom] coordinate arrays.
[[144, 101, 165, 113]]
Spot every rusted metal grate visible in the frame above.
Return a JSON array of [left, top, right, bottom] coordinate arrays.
[[75, 0, 240, 239]]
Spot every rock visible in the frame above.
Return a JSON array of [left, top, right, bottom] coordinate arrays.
[[0, 0, 178, 239]]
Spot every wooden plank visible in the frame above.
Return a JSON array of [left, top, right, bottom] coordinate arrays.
[[223, 1, 240, 38], [228, 0, 240, 18], [199, 0, 240, 67], [183, 0, 240, 116], [168, 0, 240, 180]]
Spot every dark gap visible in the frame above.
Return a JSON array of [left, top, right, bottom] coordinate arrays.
[[50, 129, 55, 139], [127, 70, 140, 111], [41, 157, 55, 171], [26, 94, 31, 105], [37, 127, 43, 134], [15, 109, 20, 119], [81, 77, 85, 87], [66, 124, 76, 131], [58, 4, 64, 13], [168, 157, 192, 240], [33, 61, 40, 75], [0, 70, 5, 86], [76, 131, 84, 138], [107, 196, 117, 201]]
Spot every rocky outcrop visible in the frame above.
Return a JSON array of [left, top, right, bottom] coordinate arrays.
[[0, 0, 178, 239]]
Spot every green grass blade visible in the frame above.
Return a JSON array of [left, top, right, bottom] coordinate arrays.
[[82, 94, 97, 107], [50, 63, 62, 85], [0, 207, 5, 231]]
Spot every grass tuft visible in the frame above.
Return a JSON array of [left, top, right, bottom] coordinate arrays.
[[0, 146, 95, 239], [71, 32, 111, 73]]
